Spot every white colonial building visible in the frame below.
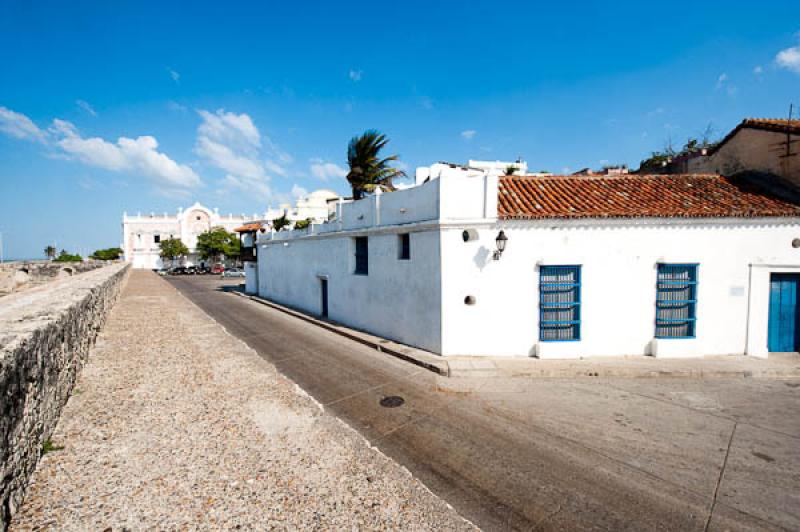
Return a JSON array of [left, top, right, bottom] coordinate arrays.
[[254, 165, 800, 359], [123, 203, 259, 269], [124, 190, 341, 270]]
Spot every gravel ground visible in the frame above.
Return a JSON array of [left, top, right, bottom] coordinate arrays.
[[11, 271, 475, 531]]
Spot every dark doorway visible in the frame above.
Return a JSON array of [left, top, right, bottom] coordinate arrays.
[[320, 278, 329, 318]]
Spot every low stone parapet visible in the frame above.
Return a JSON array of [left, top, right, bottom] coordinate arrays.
[[0, 263, 129, 529], [0, 260, 118, 297]]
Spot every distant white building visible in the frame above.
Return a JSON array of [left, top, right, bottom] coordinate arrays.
[[254, 170, 800, 360], [122, 203, 258, 269], [124, 190, 341, 270]]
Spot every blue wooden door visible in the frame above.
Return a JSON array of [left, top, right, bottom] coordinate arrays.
[[768, 274, 800, 352]]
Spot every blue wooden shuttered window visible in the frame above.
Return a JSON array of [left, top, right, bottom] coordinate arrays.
[[539, 265, 581, 341], [655, 264, 698, 338]]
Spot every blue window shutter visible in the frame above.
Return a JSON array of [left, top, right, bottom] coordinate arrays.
[[539, 265, 581, 341], [655, 264, 698, 338]]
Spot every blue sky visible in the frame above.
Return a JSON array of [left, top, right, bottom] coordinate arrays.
[[1, 1, 799, 259]]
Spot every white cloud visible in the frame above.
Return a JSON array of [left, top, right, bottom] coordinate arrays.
[[776, 46, 800, 73], [291, 184, 308, 199], [461, 129, 477, 140], [197, 109, 261, 148], [310, 160, 347, 181], [195, 108, 292, 202], [264, 159, 288, 177], [50, 118, 200, 188], [76, 99, 97, 117], [0, 106, 46, 142], [715, 72, 728, 89], [196, 136, 263, 179], [167, 100, 188, 112], [349, 69, 362, 82], [753, 65, 763, 75], [167, 67, 180, 83]]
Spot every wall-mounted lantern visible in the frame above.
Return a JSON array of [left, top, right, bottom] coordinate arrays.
[[493, 230, 508, 260]]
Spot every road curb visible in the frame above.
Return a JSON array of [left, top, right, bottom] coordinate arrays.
[[231, 291, 800, 381], [232, 291, 450, 376]]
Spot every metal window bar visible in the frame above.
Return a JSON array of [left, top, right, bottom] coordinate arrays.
[[539, 265, 581, 341], [655, 263, 697, 338]]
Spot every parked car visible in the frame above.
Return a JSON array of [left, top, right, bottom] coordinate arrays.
[[185, 266, 199, 275], [221, 267, 245, 278], [156, 268, 169, 276], [211, 264, 225, 275], [170, 266, 187, 275]]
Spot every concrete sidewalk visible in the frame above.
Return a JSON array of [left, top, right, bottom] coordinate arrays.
[[236, 291, 800, 380]]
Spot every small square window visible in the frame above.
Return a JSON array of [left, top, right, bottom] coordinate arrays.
[[354, 237, 368, 275], [154, 234, 161, 243], [398, 233, 410, 260]]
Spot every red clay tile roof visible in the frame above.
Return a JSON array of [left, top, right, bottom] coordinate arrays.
[[497, 174, 800, 220], [234, 222, 264, 232]]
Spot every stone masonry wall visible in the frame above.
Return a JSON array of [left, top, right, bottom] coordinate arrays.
[[0, 263, 129, 529], [0, 260, 116, 297]]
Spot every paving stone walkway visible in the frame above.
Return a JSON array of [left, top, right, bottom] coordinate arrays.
[[11, 271, 474, 530]]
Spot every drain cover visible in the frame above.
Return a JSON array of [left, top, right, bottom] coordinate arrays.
[[380, 395, 405, 408]]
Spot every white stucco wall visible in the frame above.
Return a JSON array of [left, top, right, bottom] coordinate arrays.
[[258, 228, 443, 353], [440, 219, 800, 358]]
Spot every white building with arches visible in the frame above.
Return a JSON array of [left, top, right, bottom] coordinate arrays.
[[122, 202, 259, 269]]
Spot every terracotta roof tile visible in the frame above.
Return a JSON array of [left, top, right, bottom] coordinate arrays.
[[234, 222, 264, 232], [497, 174, 800, 220]]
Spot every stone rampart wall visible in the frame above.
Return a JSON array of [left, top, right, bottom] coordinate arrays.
[[0, 263, 129, 529], [0, 260, 118, 297]]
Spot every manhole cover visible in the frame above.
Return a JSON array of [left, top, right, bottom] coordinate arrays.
[[380, 396, 405, 408]]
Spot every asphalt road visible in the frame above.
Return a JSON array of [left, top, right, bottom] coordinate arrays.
[[167, 275, 800, 531]]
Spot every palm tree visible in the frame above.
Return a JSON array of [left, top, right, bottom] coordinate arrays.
[[346, 130, 406, 200], [44, 245, 56, 260]]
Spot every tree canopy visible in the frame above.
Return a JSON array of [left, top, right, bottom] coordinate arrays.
[[91, 247, 123, 260], [346, 130, 406, 200], [54, 250, 82, 262], [272, 214, 291, 232], [637, 133, 720, 173], [44, 245, 56, 259], [293, 218, 312, 230], [159, 238, 189, 263], [196, 227, 240, 261]]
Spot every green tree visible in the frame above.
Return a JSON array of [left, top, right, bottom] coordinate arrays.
[[159, 238, 189, 267], [44, 245, 56, 260], [54, 250, 82, 262], [504, 165, 517, 176], [294, 218, 312, 230], [346, 130, 406, 200], [272, 214, 291, 232], [196, 227, 239, 263], [90, 247, 123, 260]]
